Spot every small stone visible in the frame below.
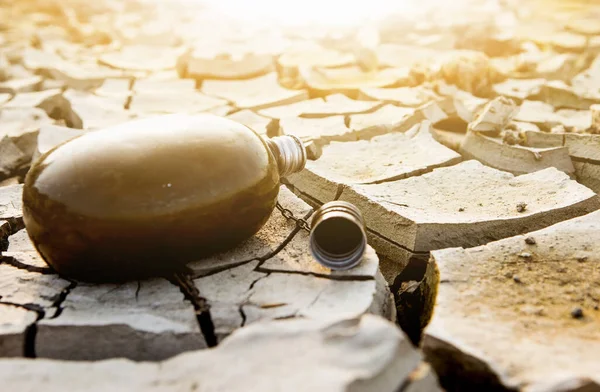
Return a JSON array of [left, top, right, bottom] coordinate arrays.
[[513, 275, 522, 283], [570, 307, 584, 319], [468, 96, 517, 134], [458, 208, 465, 212], [525, 237, 536, 245], [439, 51, 500, 96], [519, 252, 532, 259], [517, 202, 528, 213], [304, 140, 322, 160]]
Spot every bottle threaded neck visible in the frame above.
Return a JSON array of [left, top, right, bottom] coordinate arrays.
[[266, 135, 307, 177], [309, 201, 367, 271]]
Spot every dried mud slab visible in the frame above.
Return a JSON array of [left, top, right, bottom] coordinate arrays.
[[0, 184, 24, 225], [129, 90, 228, 115], [0, 263, 71, 309], [359, 86, 439, 108], [0, 75, 42, 94], [286, 122, 461, 204], [22, 48, 122, 91], [3, 229, 52, 272], [338, 160, 600, 253], [424, 210, 600, 392], [277, 43, 353, 87], [348, 105, 420, 138], [63, 90, 133, 129], [300, 66, 410, 96], [201, 73, 308, 111], [36, 279, 204, 361], [226, 110, 274, 137], [33, 124, 86, 161], [187, 186, 311, 277], [523, 131, 600, 192], [0, 304, 38, 358], [259, 94, 381, 120], [0, 94, 10, 107], [258, 98, 326, 119], [492, 78, 545, 102], [94, 78, 132, 100], [460, 131, 575, 175], [132, 79, 195, 94], [278, 116, 352, 145], [540, 80, 600, 110], [183, 40, 278, 80], [0, 315, 440, 392], [99, 45, 181, 72], [188, 186, 394, 342], [194, 257, 394, 343]]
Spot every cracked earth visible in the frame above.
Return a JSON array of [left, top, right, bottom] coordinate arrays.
[[1, 0, 600, 391]]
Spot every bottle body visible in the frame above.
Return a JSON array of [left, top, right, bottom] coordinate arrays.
[[23, 114, 282, 282]]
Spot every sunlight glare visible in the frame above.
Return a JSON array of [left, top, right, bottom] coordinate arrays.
[[201, 0, 428, 26]]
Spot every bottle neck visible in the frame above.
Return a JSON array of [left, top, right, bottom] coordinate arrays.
[[266, 135, 307, 177]]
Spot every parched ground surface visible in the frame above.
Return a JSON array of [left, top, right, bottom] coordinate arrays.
[[1, 0, 600, 391]]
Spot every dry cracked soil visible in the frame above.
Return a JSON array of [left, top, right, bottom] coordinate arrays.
[[1, 0, 600, 391]]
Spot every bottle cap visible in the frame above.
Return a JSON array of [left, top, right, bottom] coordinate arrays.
[[309, 201, 367, 270]]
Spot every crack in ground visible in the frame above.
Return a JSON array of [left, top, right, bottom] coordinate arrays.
[[172, 272, 218, 348], [255, 266, 374, 282], [238, 306, 247, 327], [189, 209, 314, 280], [0, 255, 54, 274], [0, 301, 45, 358], [50, 280, 77, 319], [189, 258, 257, 280], [135, 280, 141, 302]]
